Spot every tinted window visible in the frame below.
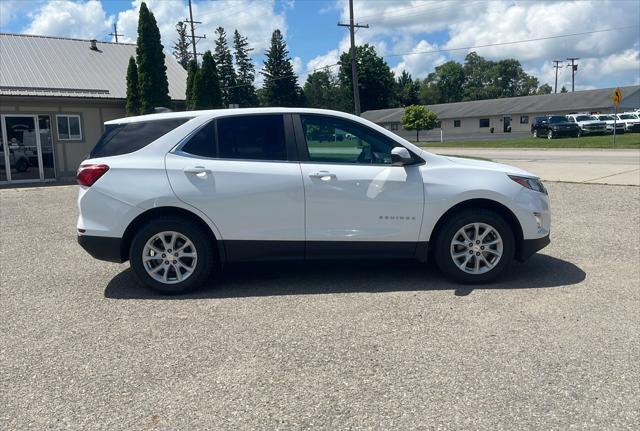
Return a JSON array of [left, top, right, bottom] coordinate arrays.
[[301, 114, 397, 164], [217, 115, 286, 161], [549, 116, 567, 124], [90, 118, 191, 158], [181, 121, 216, 157]]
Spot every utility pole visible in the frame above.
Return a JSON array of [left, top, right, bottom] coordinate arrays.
[[338, 0, 368, 116], [552, 60, 563, 94], [566, 57, 579, 92], [184, 0, 206, 64], [108, 23, 124, 43]]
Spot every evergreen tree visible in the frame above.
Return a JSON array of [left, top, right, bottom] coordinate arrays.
[[214, 27, 238, 107], [172, 21, 191, 69], [560, 86, 568, 93], [338, 44, 395, 112], [192, 51, 222, 109], [185, 59, 198, 110], [394, 70, 419, 107], [261, 29, 302, 107], [136, 1, 171, 113], [233, 29, 259, 107], [125, 56, 140, 116]]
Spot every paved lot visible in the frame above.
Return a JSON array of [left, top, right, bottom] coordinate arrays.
[[1, 183, 639, 430], [433, 148, 640, 186]]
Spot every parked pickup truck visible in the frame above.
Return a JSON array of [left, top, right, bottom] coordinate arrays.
[[531, 115, 580, 139], [565, 114, 608, 136], [615, 113, 640, 132], [595, 115, 625, 134]]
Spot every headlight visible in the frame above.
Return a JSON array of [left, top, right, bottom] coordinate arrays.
[[508, 175, 547, 194]]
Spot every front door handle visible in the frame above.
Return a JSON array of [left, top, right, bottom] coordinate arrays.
[[184, 166, 211, 175], [309, 171, 335, 181]]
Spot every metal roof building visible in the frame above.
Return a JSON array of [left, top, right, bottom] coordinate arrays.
[[0, 33, 187, 184], [362, 85, 640, 141]]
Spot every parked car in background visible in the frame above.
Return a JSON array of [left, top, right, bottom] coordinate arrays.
[[531, 115, 580, 139], [615, 113, 640, 132], [76, 108, 551, 294], [595, 114, 625, 134], [565, 114, 607, 136]]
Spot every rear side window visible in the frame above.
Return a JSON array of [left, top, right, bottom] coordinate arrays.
[[181, 121, 216, 158], [217, 115, 286, 161], [89, 118, 191, 158]]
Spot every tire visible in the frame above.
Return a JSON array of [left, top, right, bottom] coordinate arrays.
[[532, 129, 538, 138], [577, 129, 582, 138], [129, 217, 215, 294], [433, 209, 515, 284], [547, 129, 553, 139]]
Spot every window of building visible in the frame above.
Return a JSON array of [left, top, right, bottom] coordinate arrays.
[[454, 120, 461, 128], [56, 115, 82, 140], [479, 118, 490, 128], [520, 115, 529, 124], [181, 121, 216, 158], [301, 114, 398, 165], [217, 115, 286, 161]]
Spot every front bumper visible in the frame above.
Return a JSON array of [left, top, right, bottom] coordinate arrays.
[[78, 235, 125, 263], [516, 235, 550, 262]]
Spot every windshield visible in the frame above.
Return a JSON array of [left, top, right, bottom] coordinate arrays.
[[548, 116, 567, 124], [576, 115, 596, 122], [597, 115, 614, 121], [619, 114, 637, 120]]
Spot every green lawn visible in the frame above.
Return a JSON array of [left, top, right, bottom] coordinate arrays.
[[415, 133, 640, 149]]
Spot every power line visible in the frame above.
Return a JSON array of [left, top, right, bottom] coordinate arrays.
[[218, 25, 639, 92]]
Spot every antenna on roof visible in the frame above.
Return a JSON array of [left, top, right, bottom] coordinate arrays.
[[108, 23, 124, 44]]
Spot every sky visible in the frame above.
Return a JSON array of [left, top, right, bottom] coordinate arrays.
[[1, 0, 639, 91]]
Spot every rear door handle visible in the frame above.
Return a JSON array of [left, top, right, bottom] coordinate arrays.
[[309, 171, 335, 180], [184, 166, 211, 175]]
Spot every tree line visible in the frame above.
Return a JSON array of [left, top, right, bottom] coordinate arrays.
[[126, 2, 553, 116]]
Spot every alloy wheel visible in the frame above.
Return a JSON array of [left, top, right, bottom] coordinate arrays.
[[142, 231, 198, 284], [450, 222, 503, 274]]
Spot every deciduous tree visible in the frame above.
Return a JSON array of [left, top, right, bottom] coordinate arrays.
[[401, 105, 438, 142]]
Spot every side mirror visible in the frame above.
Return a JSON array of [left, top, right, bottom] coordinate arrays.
[[391, 147, 413, 165]]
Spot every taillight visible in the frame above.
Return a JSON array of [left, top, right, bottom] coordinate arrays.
[[77, 164, 109, 187]]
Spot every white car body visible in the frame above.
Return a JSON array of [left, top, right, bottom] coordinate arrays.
[[77, 108, 550, 292], [595, 115, 625, 133], [615, 113, 640, 132], [565, 114, 607, 135]]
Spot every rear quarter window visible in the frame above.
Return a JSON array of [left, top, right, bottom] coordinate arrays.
[[89, 118, 191, 158]]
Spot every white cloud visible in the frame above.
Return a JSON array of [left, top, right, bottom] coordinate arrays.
[[391, 40, 447, 78], [291, 56, 302, 74], [23, 0, 113, 39], [116, 0, 286, 56], [0, 0, 35, 27]]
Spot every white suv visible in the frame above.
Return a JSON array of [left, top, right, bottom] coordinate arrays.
[[77, 108, 550, 294], [615, 113, 640, 132], [565, 114, 607, 136]]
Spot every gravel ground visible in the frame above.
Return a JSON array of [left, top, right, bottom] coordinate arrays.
[[1, 182, 639, 430]]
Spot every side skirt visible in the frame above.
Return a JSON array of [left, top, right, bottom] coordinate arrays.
[[222, 240, 428, 262]]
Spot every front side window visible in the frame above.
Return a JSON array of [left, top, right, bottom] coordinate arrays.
[[301, 115, 397, 165], [479, 118, 490, 128], [57, 114, 82, 140], [217, 115, 286, 161]]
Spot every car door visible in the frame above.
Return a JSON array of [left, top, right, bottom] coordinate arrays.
[[294, 113, 425, 258], [166, 114, 305, 261]]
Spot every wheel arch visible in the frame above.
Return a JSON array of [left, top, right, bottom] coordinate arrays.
[[429, 198, 524, 258], [120, 206, 225, 262]]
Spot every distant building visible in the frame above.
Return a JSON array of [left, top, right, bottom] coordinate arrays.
[[0, 33, 187, 184], [362, 85, 640, 141]]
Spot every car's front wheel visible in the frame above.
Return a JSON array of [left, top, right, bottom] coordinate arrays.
[[129, 217, 215, 294], [532, 129, 538, 138], [547, 129, 554, 139], [434, 209, 515, 284]]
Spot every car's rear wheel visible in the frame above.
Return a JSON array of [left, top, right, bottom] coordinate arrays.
[[130, 217, 215, 294], [434, 209, 515, 284]]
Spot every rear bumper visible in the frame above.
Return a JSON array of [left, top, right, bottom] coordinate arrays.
[[516, 235, 550, 262], [78, 235, 125, 263]]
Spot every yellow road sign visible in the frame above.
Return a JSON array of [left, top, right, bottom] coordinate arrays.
[[612, 87, 622, 106]]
